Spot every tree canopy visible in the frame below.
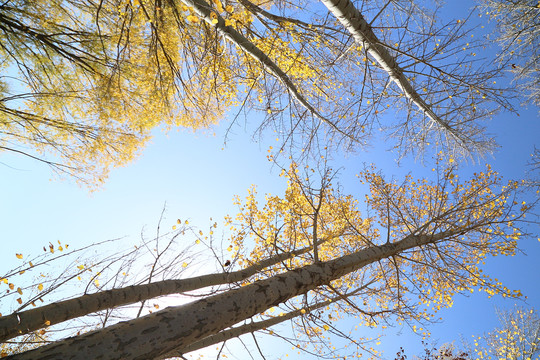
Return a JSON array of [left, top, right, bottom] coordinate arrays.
[[479, 0, 540, 112], [0, 0, 518, 186]]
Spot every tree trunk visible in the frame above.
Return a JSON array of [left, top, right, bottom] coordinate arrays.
[[7, 231, 452, 360], [320, 0, 459, 140], [178, 0, 349, 139], [159, 284, 355, 358], [0, 244, 316, 342]]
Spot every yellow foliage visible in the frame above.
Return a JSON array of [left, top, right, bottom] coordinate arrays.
[[227, 162, 528, 332]]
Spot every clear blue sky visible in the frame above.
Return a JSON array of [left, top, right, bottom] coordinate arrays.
[[1, 1, 539, 359]]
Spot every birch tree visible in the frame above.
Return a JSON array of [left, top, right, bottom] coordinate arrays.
[[1, 0, 516, 186], [0, 161, 533, 359]]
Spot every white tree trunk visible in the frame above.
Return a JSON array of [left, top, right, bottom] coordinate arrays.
[[8, 231, 452, 360], [0, 244, 315, 342], [320, 0, 460, 140], [160, 286, 345, 358], [179, 0, 349, 139]]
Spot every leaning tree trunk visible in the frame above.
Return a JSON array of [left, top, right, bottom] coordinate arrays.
[[320, 0, 461, 141], [0, 243, 318, 342], [159, 281, 374, 359], [178, 0, 349, 139], [7, 231, 453, 360]]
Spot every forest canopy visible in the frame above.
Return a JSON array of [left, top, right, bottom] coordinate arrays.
[[0, 0, 524, 186]]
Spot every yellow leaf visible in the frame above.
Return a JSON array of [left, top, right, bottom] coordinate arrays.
[[44, 320, 50, 326], [17, 287, 23, 295], [16, 298, 22, 304], [187, 15, 199, 23], [323, 325, 329, 331], [15, 254, 23, 259], [212, 0, 224, 12], [77, 265, 84, 270], [182, 262, 188, 268], [38, 284, 44, 291]]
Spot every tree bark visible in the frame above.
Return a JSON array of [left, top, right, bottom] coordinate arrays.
[[0, 244, 316, 342], [7, 231, 453, 360], [177, 0, 351, 139], [159, 284, 362, 358], [320, 0, 461, 141]]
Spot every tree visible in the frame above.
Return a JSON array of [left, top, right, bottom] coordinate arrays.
[[1, 0, 516, 186], [0, 0, 237, 186], [472, 307, 540, 360], [393, 307, 540, 360], [479, 0, 540, 112], [395, 342, 470, 360], [0, 211, 211, 357], [0, 161, 532, 359]]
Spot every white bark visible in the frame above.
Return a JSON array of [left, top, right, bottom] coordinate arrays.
[[179, 0, 352, 140], [160, 285, 354, 358], [7, 230, 454, 360], [0, 244, 315, 342], [160, 302, 312, 358], [320, 0, 462, 142]]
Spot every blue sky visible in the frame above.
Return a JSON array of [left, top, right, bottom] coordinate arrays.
[[1, 1, 539, 359]]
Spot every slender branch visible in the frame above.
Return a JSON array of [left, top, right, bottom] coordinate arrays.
[[177, 0, 356, 142]]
